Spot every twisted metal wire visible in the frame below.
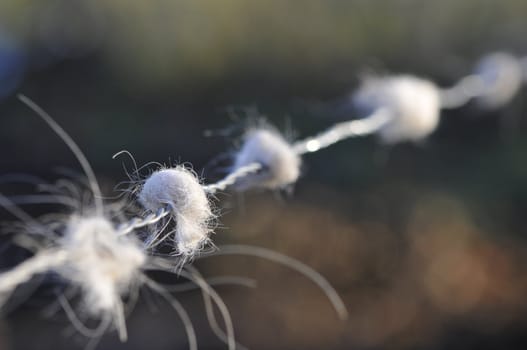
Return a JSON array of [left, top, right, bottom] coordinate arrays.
[[120, 110, 393, 233], [292, 108, 392, 155], [117, 206, 171, 235], [203, 162, 262, 194], [439, 74, 487, 109], [115, 56, 527, 234]]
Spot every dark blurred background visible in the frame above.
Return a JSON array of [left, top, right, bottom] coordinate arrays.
[[0, 0, 527, 349]]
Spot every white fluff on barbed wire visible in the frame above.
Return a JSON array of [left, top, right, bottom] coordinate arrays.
[[0, 208, 222, 349], [57, 215, 145, 326], [0, 214, 146, 341], [0, 96, 203, 347], [5, 48, 522, 347], [353, 75, 441, 144], [473, 52, 523, 109], [138, 166, 216, 259], [230, 128, 301, 191], [440, 52, 524, 109], [223, 75, 441, 193]]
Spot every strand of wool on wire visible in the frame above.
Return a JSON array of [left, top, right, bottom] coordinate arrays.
[[229, 127, 301, 191], [94, 51, 527, 259], [0, 202, 204, 348], [472, 52, 524, 109], [123, 51, 527, 242], [58, 215, 146, 328], [135, 127, 304, 256], [440, 52, 524, 109], [222, 76, 441, 192], [138, 166, 215, 259], [352, 75, 441, 144], [0, 212, 147, 341], [6, 95, 150, 341], [291, 75, 442, 156], [6, 50, 525, 314], [16, 51, 520, 267], [0, 49, 524, 347], [136, 133, 302, 253]]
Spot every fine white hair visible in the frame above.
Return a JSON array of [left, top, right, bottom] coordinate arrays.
[[353, 75, 441, 144], [473, 52, 523, 109], [57, 215, 146, 317], [232, 128, 301, 190], [139, 167, 214, 258]]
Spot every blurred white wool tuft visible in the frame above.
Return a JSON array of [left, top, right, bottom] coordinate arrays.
[[353, 75, 441, 144], [139, 167, 214, 257], [58, 215, 146, 315], [232, 128, 301, 190], [473, 52, 523, 109]]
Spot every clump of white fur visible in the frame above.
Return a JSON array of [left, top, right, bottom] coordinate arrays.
[[232, 128, 301, 190], [139, 167, 214, 257], [473, 52, 523, 109], [58, 215, 146, 316], [353, 75, 441, 144]]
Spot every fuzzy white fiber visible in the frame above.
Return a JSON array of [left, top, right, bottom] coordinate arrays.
[[232, 128, 301, 190], [353, 75, 441, 144], [58, 216, 145, 316], [139, 167, 213, 257], [473, 52, 523, 109]]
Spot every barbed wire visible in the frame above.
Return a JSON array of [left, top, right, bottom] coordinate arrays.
[[0, 50, 526, 347]]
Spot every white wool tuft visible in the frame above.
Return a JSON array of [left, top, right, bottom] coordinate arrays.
[[139, 167, 213, 257], [473, 52, 523, 109], [232, 128, 301, 190], [58, 216, 145, 315], [353, 75, 441, 144]]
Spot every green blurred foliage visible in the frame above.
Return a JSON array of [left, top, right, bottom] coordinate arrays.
[[1, 0, 527, 90]]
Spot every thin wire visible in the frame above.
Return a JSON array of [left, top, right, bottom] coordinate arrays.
[[439, 74, 486, 109], [117, 206, 171, 235], [117, 162, 262, 235], [3, 61, 512, 346], [292, 108, 392, 155], [203, 162, 263, 194], [118, 109, 390, 233], [2, 53, 527, 348], [204, 108, 391, 193]]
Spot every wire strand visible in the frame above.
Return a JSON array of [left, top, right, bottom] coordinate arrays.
[[203, 162, 262, 194], [117, 206, 171, 235], [292, 108, 392, 155], [439, 74, 486, 109]]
